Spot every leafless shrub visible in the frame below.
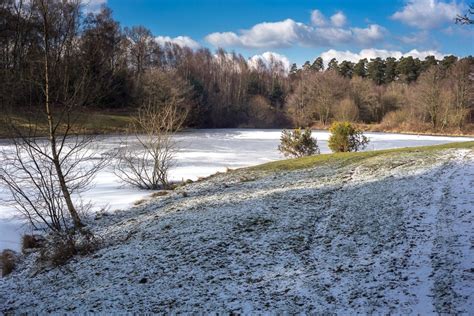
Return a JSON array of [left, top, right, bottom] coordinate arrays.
[[22, 234, 45, 253], [0, 134, 108, 233], [114, 70, 188, 190], [38, 231, 99, 267], [1, 249, 17, 277], [114, 102, 186, 190], [381, 110, 412, 130], [334, 98, 359, 122]]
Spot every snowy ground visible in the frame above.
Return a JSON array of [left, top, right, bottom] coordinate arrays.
[[0, 129, 473, 251], [1, 146, 473, 314]]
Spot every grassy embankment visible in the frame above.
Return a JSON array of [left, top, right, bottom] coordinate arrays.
[[251, 141, 474, 173], [1, 110, 473, 138], [310, 122, 474, 137], [0, 110, 133, 138]]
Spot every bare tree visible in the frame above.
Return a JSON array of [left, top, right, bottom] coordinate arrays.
[[413, 66, 445, 129], [288, 70, 348, 126], [0, 0, 107, 234], [456, 3, 474, 24], [115, 69, 188, 190], [445, 59, 473, 129], [287, 71, 313, 127]]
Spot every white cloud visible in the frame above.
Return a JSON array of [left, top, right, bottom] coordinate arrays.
[[352, 25, 385, 44], [205, 32, 241, 47], [205, 13, 386, 49], [83, 0, 107, 13], [331, 11, 347, 27], [154, 36, 201, 49], [206, 19, 306, 49], [248, 52, 291, 72], [392, 0, 463, 29], [320, 48, 447, 65], [311, 10, 326, 26], [399, 31, 429, 44]]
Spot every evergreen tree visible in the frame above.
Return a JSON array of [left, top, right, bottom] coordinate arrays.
[[367, 57, 386, 85], [440, 55, 458, 70], [327, 58, 339, 71], [396, 56, 420, 83], [289, 63, 299, 76], [338, 60, 354, 78], [303, 61, 311, 71], [269, 84, 285, 108], [353, 58, 368, 77], [421, 55, 438, 72], [384, 57, 398, 83], [311, 57, 324, 72]]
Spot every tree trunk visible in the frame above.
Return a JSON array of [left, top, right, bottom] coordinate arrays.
[[41, 1, 83, 229]]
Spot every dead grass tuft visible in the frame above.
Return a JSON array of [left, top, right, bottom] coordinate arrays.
[[134, 199, 147, 206], [1, 249, 17, 277], [21, 234, 45, 253], [39, 232, 99, 267], [151, 191, 168, 198]]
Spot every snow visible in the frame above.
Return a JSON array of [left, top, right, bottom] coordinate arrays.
[[0, 129, 473, 252], [0, 146, 472, 313]]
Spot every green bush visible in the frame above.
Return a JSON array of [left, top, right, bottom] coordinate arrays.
[[328, 121, 369, 152], [278, 128, 320, 158]]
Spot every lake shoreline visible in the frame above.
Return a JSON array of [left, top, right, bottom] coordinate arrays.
[[2, 142, 473, 313], [1, 109, 474, 139], [1, 131, 473, 252]]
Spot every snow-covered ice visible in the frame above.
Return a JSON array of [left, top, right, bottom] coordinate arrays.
[[0, 145, 472, 313], [0, 129, 473, 251]]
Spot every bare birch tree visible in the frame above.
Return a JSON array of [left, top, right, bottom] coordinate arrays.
[[0, 0, 107, 234]]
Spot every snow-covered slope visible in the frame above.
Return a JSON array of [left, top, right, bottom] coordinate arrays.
[[1, 148, 473, 314]]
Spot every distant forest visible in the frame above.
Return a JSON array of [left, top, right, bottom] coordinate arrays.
[[1, 1, 473, 132]]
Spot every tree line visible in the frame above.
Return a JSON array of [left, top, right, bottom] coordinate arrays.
[[1, 0, 473, 132]]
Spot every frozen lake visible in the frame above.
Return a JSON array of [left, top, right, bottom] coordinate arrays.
[[1, 129, 473, 251]]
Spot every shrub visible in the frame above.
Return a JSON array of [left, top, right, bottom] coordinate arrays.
[[39, 232, 99, 267], [278, 128, 320, 158], [334, 98, 359, 122], [328, 121, 369, 152], [381, 110, 405, 129], [21, 234, 45, 253], [1, 249, 17, 277]]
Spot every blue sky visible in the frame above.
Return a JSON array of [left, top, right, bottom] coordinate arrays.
[[97, 0, 473, 66]]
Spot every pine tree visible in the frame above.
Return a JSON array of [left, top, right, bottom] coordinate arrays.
[[353, 58, 368, 77], [311, 57, 324, 72], [367, 57, 385, 85], [338, 60, 354, 78], [384, 57, 398, 83], [421, 55, 438, 72], [396, 56, 420, 83], [303, 61, 311, 71], [327, 58, 339, 71]]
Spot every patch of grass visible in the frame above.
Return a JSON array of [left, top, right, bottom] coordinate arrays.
[[1, 250, 17, 277], [134, 199, 147, 206], [78, 112, 133, 134], [251, 141, 474, 172], [0, 110, 134, 138], [150, 191, 169, 198], [239, 176, 256, 182]]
